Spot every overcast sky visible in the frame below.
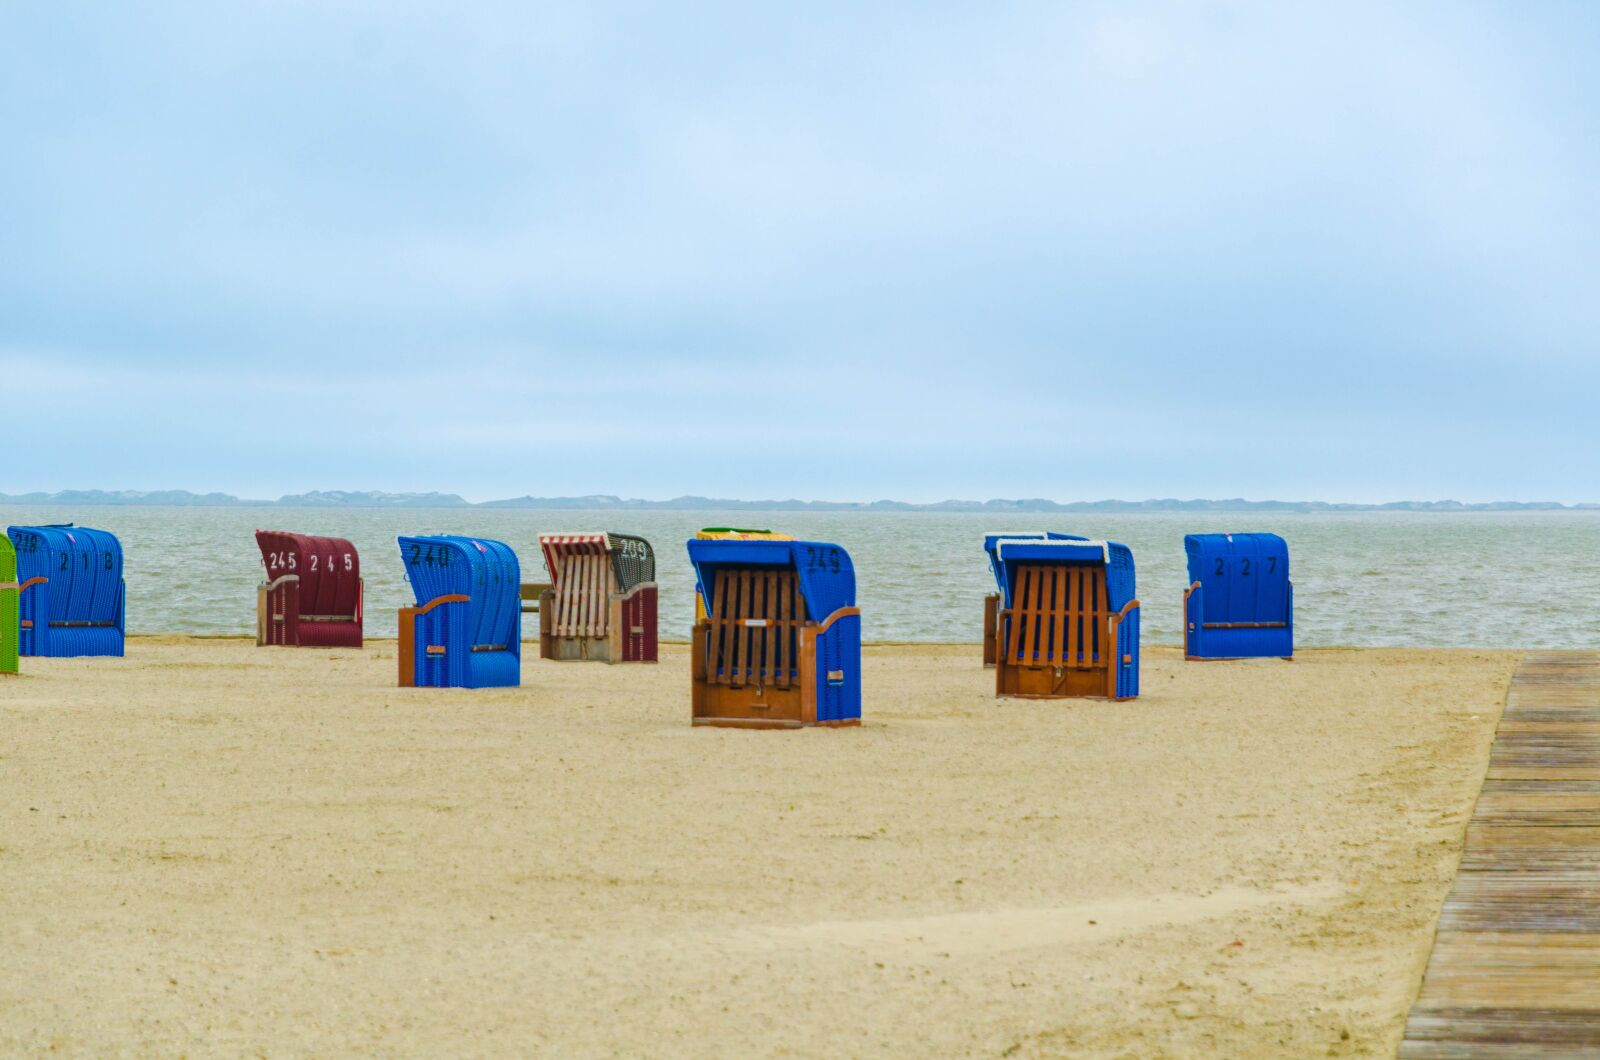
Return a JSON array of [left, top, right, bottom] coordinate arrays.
[[3, 2, 1596, 502]]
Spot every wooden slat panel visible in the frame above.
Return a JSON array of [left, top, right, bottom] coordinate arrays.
[[556, 560, 569, 634], [758, 570, 773, 685], [1403, 652, 1600, 1053], [584, 552, 597, 636], [568, 554, 584, 637], [573, 553, 590, 636], [555, 555, 573, 636], [1017, 566, 1036, 666], [579, 552, 593, 636], [1068, 570, 1081, 669], [791, 570, 803, 685], [1048, 563, 1065, 667], [1004, 563, 1116, 676], [1009, 567, 1023, 665], [728, 570, 748, 687], [774, 570, 790, 690], [1094, 570, 1107, 669], [709, 569, 732, 686], [1082, 565, 1097, 667]]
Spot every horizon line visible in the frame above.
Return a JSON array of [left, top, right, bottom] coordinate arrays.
[[1, 489, 1597, 513]]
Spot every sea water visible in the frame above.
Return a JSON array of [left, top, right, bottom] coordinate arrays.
[[2, 506, 1596, 648]]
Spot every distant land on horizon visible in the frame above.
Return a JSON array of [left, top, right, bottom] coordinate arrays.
[[0, 489, 1596, 513]]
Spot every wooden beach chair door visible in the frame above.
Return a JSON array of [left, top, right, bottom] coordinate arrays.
[[695, 567, 805, 722], [265, 575, 299, 645], [998, 563, 1114, 698], [553, 551, 613, 646]]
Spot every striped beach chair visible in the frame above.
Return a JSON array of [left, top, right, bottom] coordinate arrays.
[[537, 532, 658, 663]]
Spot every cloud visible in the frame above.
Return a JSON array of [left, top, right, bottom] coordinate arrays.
[[2, 1, 1597, 500]]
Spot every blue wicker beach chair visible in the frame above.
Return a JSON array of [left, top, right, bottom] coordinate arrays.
[[993, 537, 1139, 700], [6, 524, 126, 658], [1184, 533, 1293, 660], [686, 537, 861, 728], [396, 535, 520, 688]]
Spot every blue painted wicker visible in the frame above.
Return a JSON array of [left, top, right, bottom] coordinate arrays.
[[6, 524, 125, 658], [397, 534, 520, 688], [1183, 533, 1293, 660]]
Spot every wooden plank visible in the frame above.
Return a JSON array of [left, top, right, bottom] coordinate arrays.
[[1090, 566, 1107, 667], [1059, 566, 1076, 669], [1011, 568, 1027, 665], [1500, 708, 1600, 723], [583, 553, 596, 636], [1402, 653, 1600, 1054], [552, 557, 567, 635], [728, 570, 748, 687], [596, 549, 611, 635], [757, 570, 773, 686], [767, 570, 781, 687], [789, 571, 802, 680], [1049, 563, 1066, 667], [567, 554, 581, 637], [774, 570, 790, 690], [709, 569, 732, 686], [1402, 1004, 1600, 1058], [1017, 565, 1037, 667], [565, 554, 583, 638]]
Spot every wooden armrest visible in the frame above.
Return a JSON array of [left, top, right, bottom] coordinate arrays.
[[263, 574, 300, 591], [814, 606, 862, 634], [407, 593, 470, 617]]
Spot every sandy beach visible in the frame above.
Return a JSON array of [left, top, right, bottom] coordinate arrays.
[[0, 640, 1514, 1057]]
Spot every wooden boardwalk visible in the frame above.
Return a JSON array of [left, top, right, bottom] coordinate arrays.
[[1401, 651, 1600, 1058]]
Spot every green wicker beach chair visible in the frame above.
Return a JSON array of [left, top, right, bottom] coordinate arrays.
[[0, 535, 17, 674]]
